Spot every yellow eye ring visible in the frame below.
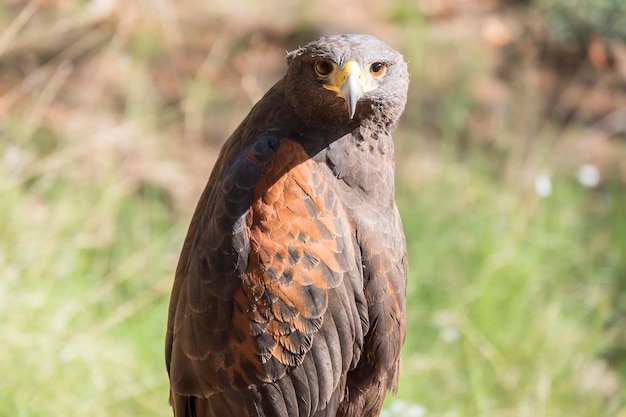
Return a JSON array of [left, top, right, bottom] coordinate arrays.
[[370, 62, 387, 79], [314, 60, 333, 78]]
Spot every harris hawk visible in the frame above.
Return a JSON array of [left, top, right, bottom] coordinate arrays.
[[165, 34, 409, 417]]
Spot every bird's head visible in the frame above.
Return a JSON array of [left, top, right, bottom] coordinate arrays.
[[284, 34, 409, 132]]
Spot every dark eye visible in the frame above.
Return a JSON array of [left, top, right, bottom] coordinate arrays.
[[370, 62, 387, 78], [314, 60, 333, 78]]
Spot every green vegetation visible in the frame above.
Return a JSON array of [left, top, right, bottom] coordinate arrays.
[[539, 0, 626, 43], [395, 161, 626, 416], [0, 136, 176, 416], [1, 1, 625, 416]]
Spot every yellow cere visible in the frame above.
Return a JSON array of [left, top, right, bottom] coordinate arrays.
[[322, 60, 378, 96], [342, 60, 362, 78]]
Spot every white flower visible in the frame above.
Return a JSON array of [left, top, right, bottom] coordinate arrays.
[[440, 326, 460, 344], [577, 164, 600, 188], [384, 400, 427, 417], [4, 144, 24, 172], [534, 174, 552, 198]]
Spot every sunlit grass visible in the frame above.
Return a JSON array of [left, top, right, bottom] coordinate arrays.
[[0, 138, 177, 416], [393, 155, 626, 416]]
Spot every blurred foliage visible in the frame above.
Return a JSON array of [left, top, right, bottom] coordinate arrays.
[[396, 161, 626, 415], [538, 0, 626, 43], [1, 0, 625, 416]]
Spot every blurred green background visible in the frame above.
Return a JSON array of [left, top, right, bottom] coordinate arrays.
[[1, 0, 625, 416]]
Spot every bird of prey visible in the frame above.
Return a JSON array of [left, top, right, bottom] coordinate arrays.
[[165, 34, 409, 417]]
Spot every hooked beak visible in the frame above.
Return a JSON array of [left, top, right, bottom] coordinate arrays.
[[340, 68, 363, 119], [323, 60, 376, 119]]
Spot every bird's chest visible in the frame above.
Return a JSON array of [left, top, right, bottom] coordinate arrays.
[[316, 134, 405, 280], [316, 136, 408, 374], [324, 131, 396, 197]]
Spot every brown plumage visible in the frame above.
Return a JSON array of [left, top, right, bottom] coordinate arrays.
[[165, 34, 409, 417]]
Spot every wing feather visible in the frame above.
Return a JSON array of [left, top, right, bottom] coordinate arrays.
[[166, 135, 365, 416]]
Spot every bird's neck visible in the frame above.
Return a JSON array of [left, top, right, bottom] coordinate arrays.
[[310, 126, 397, 208]]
